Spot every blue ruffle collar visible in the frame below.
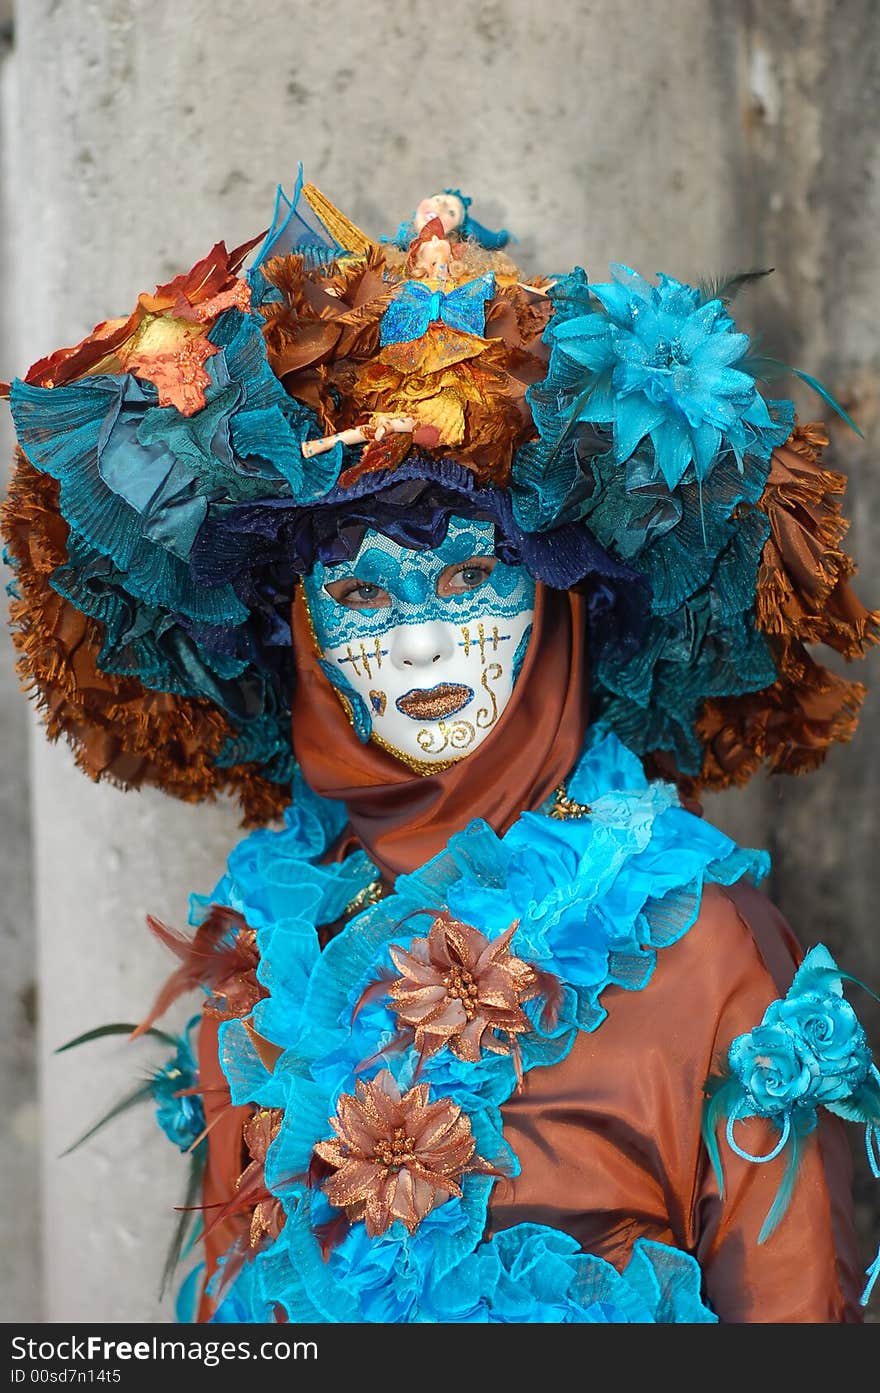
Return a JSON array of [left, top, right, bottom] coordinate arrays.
[[192, 728, 768, 1322]]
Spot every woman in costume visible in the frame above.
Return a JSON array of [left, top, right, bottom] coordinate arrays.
[[2, 175, 879, 1324]]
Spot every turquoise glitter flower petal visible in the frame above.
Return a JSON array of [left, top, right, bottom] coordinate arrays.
[[550, 265, 787, 488]]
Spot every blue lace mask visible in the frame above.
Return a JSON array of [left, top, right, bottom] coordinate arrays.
[[302, 518, 535, 770]]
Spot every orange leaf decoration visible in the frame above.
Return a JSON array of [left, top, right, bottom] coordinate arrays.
[[23, 237, 260, 416]]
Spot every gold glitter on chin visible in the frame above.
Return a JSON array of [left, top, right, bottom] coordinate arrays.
[[370, 729, 464, 776], [417, 719, 475, 756]]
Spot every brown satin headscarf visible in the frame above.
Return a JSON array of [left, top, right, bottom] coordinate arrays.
[[290, 582, 590, 880]]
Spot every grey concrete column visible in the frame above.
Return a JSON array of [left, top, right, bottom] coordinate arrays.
[[2, 0, 876, 1321], [0, 0, 39, 1324]]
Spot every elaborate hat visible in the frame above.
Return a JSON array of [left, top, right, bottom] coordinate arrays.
[[2, 173, 876, 821]]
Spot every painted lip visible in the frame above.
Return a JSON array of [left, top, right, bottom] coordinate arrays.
[[395, 683, 473, 721]]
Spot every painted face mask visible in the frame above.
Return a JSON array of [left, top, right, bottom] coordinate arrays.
[[302, 518, 535, 770]]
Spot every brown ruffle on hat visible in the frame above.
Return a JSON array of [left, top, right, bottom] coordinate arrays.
[[691, 422, 879, 792], [0, 178, 876, 820]]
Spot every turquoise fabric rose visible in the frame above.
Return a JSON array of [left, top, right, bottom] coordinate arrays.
[[152, 1019, 205, 1152], [764, 992, 870, 1104], [728, 1022, 818, 1117], [705, 942, 880, 1293]]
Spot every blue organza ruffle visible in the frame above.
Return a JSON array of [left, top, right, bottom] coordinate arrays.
[[509, 267, 794, 774], [212, 1216, 717, 1324], [9, 308, 335, 780], [197, 729, 765, 1322]]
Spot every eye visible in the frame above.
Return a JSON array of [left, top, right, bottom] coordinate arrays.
[[324, 577, 392, 610], [437, 556, 497, 598]]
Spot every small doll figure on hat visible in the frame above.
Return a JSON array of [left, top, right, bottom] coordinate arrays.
[[301, 216, 518, 474], [402, 214, 466, 282], [300, 218, 475, 462], [386, 187, 512, 252]]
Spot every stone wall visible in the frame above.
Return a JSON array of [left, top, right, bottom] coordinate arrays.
[[1, 0, 877, 1321]]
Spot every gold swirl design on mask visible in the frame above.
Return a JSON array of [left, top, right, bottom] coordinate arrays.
[[370, 730, 461, 775], [416, 719, 476, 755], [449, 721, 476, 749], [475, 662, 502, 729]]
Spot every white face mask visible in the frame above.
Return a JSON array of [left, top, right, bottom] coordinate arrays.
[[302, 519, 535, 771]]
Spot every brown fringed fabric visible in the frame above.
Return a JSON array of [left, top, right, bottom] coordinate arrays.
[[257, 248, 551, 488], [257, 247, 398, 433], [686, 423, 880, 793], [0, 448, 286, 824]]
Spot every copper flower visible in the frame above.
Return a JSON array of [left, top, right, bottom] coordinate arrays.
[[313, 1069, 486, 1236], [388, 913, 538, 1063], [238, 1109, 285, 1248], [134, 904, 267, 1038]]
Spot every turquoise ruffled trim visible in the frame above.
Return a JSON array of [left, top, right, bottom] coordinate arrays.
[[9, 308, 336, 781], [510, 266, 796, 774], [9, 313, 301, 620], [194, 730, 766, 1322], [210, 1216, 716, 1324]]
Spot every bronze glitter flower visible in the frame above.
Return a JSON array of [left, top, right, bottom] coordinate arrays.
[[313, 1069, 486, 1236], [238, 1108, 285, 1248], [388, 913, 538, 1063]]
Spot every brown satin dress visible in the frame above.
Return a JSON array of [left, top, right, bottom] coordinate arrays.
[[489, 878, 861, 1321], [196, 582, 864, 1322]]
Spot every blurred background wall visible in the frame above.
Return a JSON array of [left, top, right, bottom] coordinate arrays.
[[0, 0, 877, 1322]]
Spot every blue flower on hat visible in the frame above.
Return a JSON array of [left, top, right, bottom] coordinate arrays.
[[549, 264, 789, 488]]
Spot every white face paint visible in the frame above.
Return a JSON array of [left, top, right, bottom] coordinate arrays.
[[302, 519, 535, 770]]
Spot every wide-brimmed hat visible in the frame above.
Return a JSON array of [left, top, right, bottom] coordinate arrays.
[[2, 174, 876, 822]]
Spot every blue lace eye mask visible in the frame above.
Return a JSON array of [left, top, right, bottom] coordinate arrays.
[[303, 519, 536, 650]]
